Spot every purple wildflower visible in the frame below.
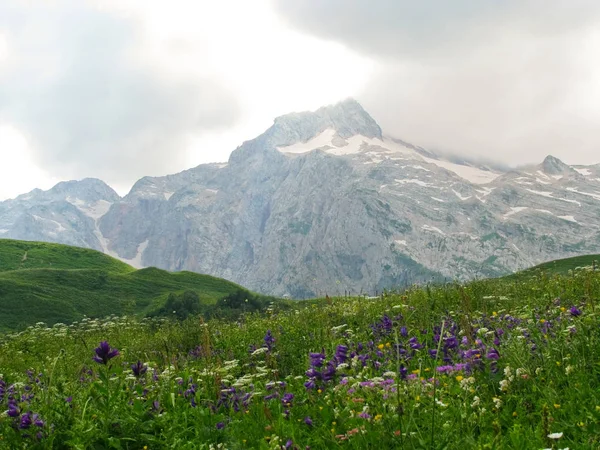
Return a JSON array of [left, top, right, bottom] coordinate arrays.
[[93, 341, 120, 365], [486, 348, 500, 360], [131, 361, 147, 378], [408, 337, 423, 350], [216, 422, 225, 430], [264, 330, 275, 351], [309, 352, 326, 368], [569, 306, 582, 317], [321, 363, 336, 382], [281, 393, 294, 407], [33, 414, 44, 427], [335, 345, 348, 363], [7, 403, 20, 417], [304, 416, 313, 426], [19, 412, 33, 429], [151, 400, 161, 413]]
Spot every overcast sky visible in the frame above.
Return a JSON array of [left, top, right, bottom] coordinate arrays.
[[1, 0, 599, 200]]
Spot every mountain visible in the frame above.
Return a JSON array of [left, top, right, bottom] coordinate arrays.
[[2, 99, 600, 297], [0, 178, 119, 254], [0, 239, 260, 331]]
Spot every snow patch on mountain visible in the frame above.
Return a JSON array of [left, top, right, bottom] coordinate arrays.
[[422, 225, 446, 236], [566, 187, 600, 201], [452, 190, 471, 201], [421, 156, 500, 185], [503, 207, 528, 219], [277, 127, 500, 185], [526, 189, 582, 206], [395, 178, 432, 188], [31, 215, 67, 233], [67, 198, 112, 220], [119, 240, 149, 269], [559, 215, 578, 223]]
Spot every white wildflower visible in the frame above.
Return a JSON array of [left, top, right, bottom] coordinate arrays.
[[331, 324, 347, 333], [460, 377, 475, 390], [547, 432, 563, 439], [471, 396, 480, 408], [251, 347, 268, 356], [565, 365, 574, 375]]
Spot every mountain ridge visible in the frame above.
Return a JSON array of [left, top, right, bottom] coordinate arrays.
[[2, 99, 600, 297]]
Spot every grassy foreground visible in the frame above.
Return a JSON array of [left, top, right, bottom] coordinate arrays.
[[0, 240, 256, 331], [1, 267, 599, 449]]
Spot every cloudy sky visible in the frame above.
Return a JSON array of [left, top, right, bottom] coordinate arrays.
[[1, 0, 599, 200]]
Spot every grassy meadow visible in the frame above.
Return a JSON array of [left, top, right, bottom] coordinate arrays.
[[1, 262, 599, 449]]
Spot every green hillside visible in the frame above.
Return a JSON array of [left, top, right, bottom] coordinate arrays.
[[509, 254, 600, 278], [0, 238, 134, 273], [0, 239, 258, 331]]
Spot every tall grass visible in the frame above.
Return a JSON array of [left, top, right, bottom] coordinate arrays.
[[0, 268, 599, 449]]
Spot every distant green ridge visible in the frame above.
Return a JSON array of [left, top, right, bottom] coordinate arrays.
[[0, 239, 253, 331], [0, 239, 134, 273], [507, 254, 600, 278]]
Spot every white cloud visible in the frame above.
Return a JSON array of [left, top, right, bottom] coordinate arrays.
[[97, 0, 375, 167], [274, 0, 600, 166], [0, 32, 8, 63], [0, 0, 373, 199], [0, 124, 59, 200]]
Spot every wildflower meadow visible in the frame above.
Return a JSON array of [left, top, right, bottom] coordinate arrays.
[[1, 269, 599, 449]]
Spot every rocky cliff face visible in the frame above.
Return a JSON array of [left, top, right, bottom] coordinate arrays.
[[2, 99, 600, 296]]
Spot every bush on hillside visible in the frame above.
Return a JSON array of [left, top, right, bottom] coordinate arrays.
[[152, 290, 202, 320]]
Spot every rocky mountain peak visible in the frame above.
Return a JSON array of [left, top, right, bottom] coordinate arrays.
[[48, 178, 121, 203], [270, 98, 382, 146], [540, 155, 576, 176], [229, 98, 382, 165]]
